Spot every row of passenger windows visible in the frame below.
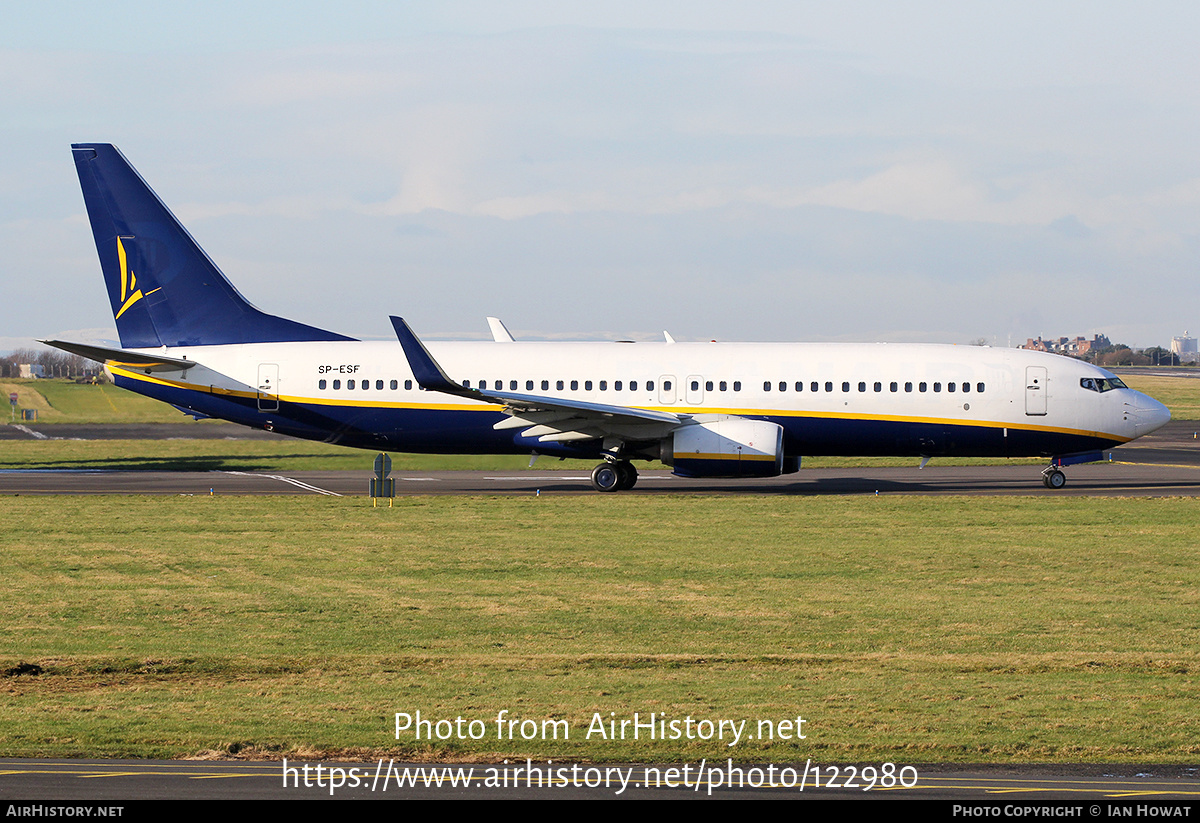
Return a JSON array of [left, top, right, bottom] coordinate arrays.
[[318, 379, 413, 391], [316, 377, 985, 395], [763, 380, 985, 394]]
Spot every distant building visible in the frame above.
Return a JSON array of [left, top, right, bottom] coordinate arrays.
[[18, 364, 45, 378], [1021, 334, 1111, 356], [1172, 333, 1198, 364]]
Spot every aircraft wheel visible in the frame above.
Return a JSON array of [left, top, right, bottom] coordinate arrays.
[[616, 461, 638, 490], [591, 463, 622, 492], [1043, 468, 1066, 489]]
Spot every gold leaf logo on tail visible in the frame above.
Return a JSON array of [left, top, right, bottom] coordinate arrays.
[[114, 237, 159, 319]]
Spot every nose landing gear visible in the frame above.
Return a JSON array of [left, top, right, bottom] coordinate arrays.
[[1040, 450, 1106, 490], [1042, 467, 1067, 489]]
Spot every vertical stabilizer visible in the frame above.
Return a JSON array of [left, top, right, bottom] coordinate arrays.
[[72, 144, 355, 347]]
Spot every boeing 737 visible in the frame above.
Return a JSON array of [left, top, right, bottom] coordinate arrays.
[[47, 143, 1171, 491]]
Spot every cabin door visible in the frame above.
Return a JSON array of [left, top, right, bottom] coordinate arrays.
[[257, 363, 280, 412], [1025, 366, 1047, 416]]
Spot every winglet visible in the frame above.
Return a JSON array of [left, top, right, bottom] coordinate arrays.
[[390, 316, 472, 396], [487, 316, 515, 342]]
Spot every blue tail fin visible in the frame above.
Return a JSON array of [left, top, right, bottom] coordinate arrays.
[[72, 144, 355, 348]]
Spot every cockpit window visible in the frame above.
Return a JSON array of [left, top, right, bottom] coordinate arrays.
[[1081, 377, 1128, 393]]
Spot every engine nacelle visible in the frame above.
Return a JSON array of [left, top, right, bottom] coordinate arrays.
[[662, 416, 788, 478]]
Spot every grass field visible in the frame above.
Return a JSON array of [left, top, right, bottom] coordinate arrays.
[[2, 379, 185, 424], [2, 495, 1196, 763]]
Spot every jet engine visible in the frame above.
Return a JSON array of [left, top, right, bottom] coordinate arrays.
[[661, 416, 795, 478]]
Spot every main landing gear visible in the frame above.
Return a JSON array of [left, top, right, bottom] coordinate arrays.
[[591, 460, 638, 492]]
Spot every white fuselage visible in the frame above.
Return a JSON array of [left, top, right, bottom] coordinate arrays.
[[109, 339, 1170, 460]]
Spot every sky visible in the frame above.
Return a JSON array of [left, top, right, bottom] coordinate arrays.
[[2, 1, 1198, 351]]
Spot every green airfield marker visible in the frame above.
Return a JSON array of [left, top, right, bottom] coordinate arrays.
[[371, 452, 395, 506]]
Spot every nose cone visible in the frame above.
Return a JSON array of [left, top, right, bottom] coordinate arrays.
[[1131, 392, 1171, 435]]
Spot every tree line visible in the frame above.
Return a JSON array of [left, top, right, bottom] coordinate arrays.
[[0, 348, 97, 379]]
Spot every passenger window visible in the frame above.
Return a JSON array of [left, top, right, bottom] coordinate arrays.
[[495, 380, 502, 390], [733, 381, 741, 391], [405, 380, 412, 390], [363, 381, 370, 391], [719, 381, 727, 391], [616, 381, 623, 391], [319, 379, 327, 390], [585, 380, 593, 391], [508, 380, 517, 390], [962, 382, 970, 393], [948, 382, 956, 393], [977, 383, 985, 393], [905, 382, 912, 392], [333, 380, 341, 390], [600, 381, 608, 391], [934, 382, 941, 392], [631, 381, 639, 391], [526, 380, 534, 391], [764, 381, 771, 392], [919, 382, 927, 392], [811, 382, 819, 392], [795, 382, 803, 392], [647, 380, 654, 391], [542, 380, 549, 391], [348, 379, 356, 390], [874, 382, 882, 392], [890, 382, 898, 392], [557, 380, 565, 391], [692, 380, 700, 391], [376, 380, 384, 390], [705, 381, 713, 391], [858, 381, 866, 392], [570, 380, 578, 391], [825, 382, 833, 392], [842, 382, 850, 392], [390, 380, 398, 390]]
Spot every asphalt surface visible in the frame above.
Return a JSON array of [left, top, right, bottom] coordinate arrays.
[[2, 758, 1197, 802]]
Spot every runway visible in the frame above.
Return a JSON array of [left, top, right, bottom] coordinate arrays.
[[1, 758, 1197, 801], [2, 421, 1197, 496]]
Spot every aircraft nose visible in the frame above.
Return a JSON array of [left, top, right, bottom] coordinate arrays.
[[1131, 393, 1171, 435]]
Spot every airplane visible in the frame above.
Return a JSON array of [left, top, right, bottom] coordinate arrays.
[[46, 143, 1171, 492]]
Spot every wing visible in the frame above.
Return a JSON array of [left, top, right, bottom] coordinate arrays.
[[390, 316, 685, 445]]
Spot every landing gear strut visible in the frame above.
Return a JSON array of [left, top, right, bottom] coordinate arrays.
[[591, 460, 638, 492]]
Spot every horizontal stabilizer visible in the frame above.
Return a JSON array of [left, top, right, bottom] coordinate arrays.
[[40, 339, 196, 373]]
